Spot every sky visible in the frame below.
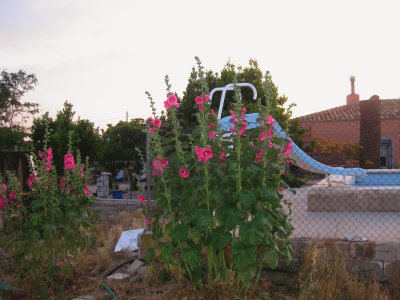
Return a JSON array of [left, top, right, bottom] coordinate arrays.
[[1, 0, 399, 128]]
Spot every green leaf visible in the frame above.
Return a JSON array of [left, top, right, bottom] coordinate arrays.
[[159, 243, 173, 262], [240, 222, 264, 246], [192, 208, 212, 228], [210, 190, 224, 206], [181, 246, 201, 268], [232, 241, 257, 271], [171, 224, 188, 242], [216, 208, 244, 230], [207, 227, 231, 251], [238, 190, 256, 209]]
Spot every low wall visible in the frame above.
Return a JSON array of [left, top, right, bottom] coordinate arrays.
[[284, 238, 400, 281]]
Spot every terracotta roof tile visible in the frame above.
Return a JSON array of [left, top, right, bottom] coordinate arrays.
[[299, 99, 400, 121]]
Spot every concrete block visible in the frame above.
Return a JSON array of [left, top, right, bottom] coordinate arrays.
[[349, 242, 376, 260], [375, 243, 397, 262], [347, 260, 384, 281], [127, 259, 144, 275]]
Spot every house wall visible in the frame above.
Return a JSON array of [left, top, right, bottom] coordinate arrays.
[[300, 119, 400, 167]]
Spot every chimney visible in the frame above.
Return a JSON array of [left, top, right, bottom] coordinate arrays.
[[346, 76, 360, 105]]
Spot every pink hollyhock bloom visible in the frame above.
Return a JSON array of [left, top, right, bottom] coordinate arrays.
[[195, 96, 204, 105], [230, 110, 236, 119], [144, 217, 152, 225], [203, 94, 210, 102], [259, 131, 265, 142], [160, 159, 169, 167], [267, 125, 274, 138], [195, 146, 213, 162], [1, 183, 6, 192], [38, 150, 44, 159], [0, 195, 5, 210], [268, 139, 273, 149], [219, 152, 227, 160], [283, 141, 292, 156], [256, 149, 264, 163], [279, 187, 284, 193], [179, 168, 190, 179], [84, 185, 91, 196], [164, 94, 180, 110], [208, 131, 216, 138], [230, 126, 235, 133], [64, 153, 76, 170], [45, 161, 52, 171], [241, 107, 247, 115], [46, 147, 53, 161], [210, 109, 216, 115], [147, 116, 153, 122], [149, 128, 155, 133], [232, 119, 238, 125], [152, 160, 162, 170], [60, 179, 67, 191], [267, 115, 274, 125], [138, 194, 146, 203], [208, 123, 215, 129], [28, 174, 36, 189], [238, 124, 247, 136], [9, 191, 17, 202], [198, 104, 204, 111], [151, 118, 162, 128]]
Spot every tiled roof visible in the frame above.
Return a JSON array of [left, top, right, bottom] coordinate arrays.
[[299, 99, 400, 121]]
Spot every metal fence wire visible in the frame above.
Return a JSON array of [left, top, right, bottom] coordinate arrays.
[[286, 97, 400, 243]]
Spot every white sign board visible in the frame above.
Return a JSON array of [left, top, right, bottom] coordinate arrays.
[[114, 228, 145, 252]]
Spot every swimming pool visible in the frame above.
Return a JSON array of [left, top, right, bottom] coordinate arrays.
[[354, 171, 400, 186]]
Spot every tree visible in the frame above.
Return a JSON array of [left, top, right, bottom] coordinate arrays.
[[31, 101, 101, 173], [180, 59, 304, 146], [99, 119, 147, 177], [0, 70, 39, 129]]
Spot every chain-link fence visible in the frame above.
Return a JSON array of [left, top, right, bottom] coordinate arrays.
[[286, 97, 400, 242]]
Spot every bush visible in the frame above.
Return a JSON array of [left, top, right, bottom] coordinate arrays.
[[145, 59, 293, 295]]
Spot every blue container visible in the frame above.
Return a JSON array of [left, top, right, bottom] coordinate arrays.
[[113, 191, 123, 199]]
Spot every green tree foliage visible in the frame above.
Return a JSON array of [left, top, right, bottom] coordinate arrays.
[[99, 119, 147, 176], [31, 101, 101, 173], [0, 70, 39, 129], [180, 59, 304, 146]]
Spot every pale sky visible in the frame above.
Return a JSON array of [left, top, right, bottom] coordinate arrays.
[[1, 0, 399, 128]]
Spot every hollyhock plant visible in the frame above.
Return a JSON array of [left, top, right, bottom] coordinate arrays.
[[0, 144, 95, 295], [145, 62, 293, 293]]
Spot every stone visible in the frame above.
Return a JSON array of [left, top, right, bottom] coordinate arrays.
[[127, 259, 144, 275], [72, 296, 95, 300], [375, 243, 397, 262], [106, 273, 130, 280], [347, 260, 384, 281]]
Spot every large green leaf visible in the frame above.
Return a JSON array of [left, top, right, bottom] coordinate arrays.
[[238, 190, 256, 209], [181, 246, 201, 268], [216, 208, 244, 230], [191, 208, 212, 228], [171, 224, 188, 242], [207, 227, 232, 251], [240, 222, 264, 246]]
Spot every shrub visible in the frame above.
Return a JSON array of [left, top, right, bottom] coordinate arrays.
[[145, 58, 293, 294], [0, 142, 95, 297]]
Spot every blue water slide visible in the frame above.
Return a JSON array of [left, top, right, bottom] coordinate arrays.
[[212, 83, 366, 177]]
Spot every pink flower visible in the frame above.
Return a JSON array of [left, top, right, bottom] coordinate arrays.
[[210, 109, 216, 115], [46, 147, 53, 162], [0, 195, 5, 210], [208, 131, 216, 138], [64, 153, 76, 170], [279, 187, 284, 193], [179, 168, 190, 179], [28, 174, 36, 189], [160, 159, 169, 167], [60, 179, 67, 191], [256, 149, 264, 163], [149, 128, 155, 133], [267, 115, 274, 125], [195, 96, 204, 105], [283, 141, 292, 156], [219, 152, 227, 160], [151, 118, 162, 128], [241, 107, 247, 115], [1, 183, 6, 192], [232, 119, 238, 125], [195, 146, 213, 163], [138, 194, 146, 203], [164, 94, 180, 110], [152, 160, 162, 170], [45, 161, 52, 171], [9, 191, 17, 202], [268, 140, 273, 149], [230, 127, 235, 133], [84, 185, 91, 196], [144, 217, 152, 225], [267, 125, 274, 138], [230, 110, 236, 119], [259, 131, 265, 142], [208, 123, 215, 129], [203, 95, 210, 102], [38, 150, 44, 159], [238, 124, 247, 136]]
